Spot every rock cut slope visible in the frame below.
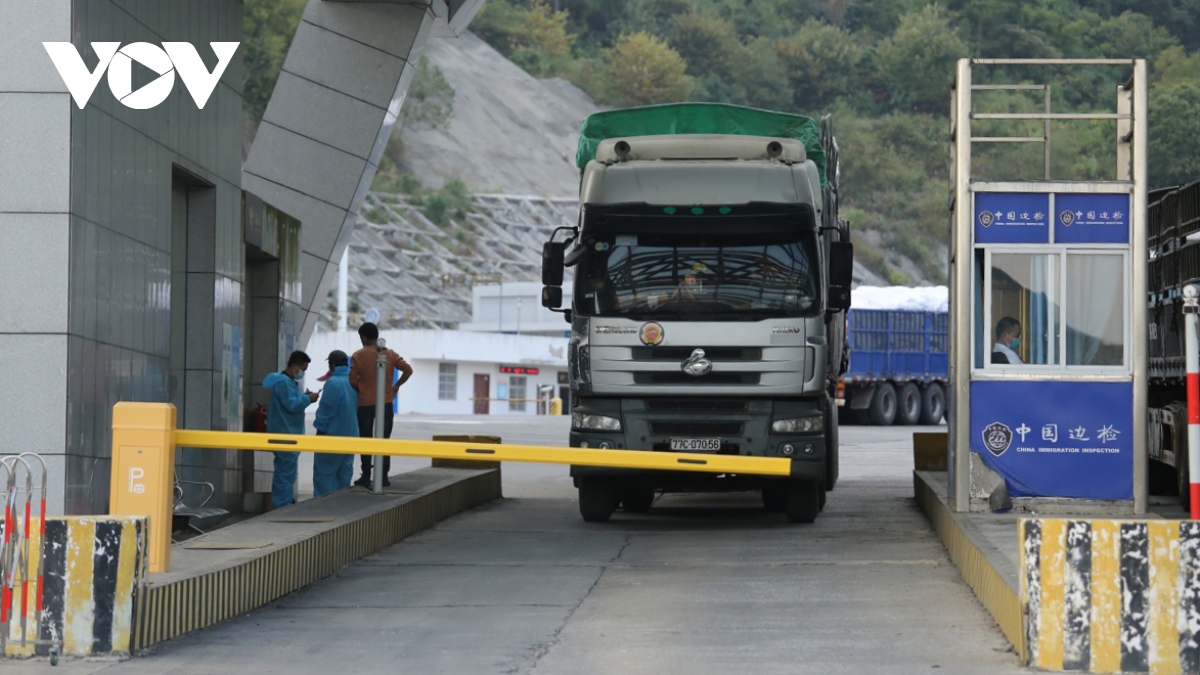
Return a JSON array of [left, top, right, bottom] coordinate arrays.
[[397, 31, 600, 197]]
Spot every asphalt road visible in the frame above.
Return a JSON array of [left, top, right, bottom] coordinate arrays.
[[22, 416, 1025, 674]]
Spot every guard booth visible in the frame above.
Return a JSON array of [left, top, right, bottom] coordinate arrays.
[[948, 59, 1149, 513]]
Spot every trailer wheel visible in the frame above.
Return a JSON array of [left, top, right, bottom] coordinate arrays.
[[783, 481, 821, 523], [920, 384, 945, 425], [868, 383, 897, 426], [579, 478, 617, 522], [896, 383, 921, 425]]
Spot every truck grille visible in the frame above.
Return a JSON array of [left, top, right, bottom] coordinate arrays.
[[633, 372, 760, 385], [646, 399, 749, 412], [649, 422, 744, 436], [631, 347, 763, 361]]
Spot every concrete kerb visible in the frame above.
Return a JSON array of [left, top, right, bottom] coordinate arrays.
[[914, 470, 1025, 662], [917, 466, 1200, 674]]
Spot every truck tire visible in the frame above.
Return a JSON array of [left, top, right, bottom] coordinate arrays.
[[783, 481, 821, 524], [825, 405, 839, 491], [868, 383, 897, 426], [762, 485, 785, 512], [579, 478, 617, 522], [620, 488, 655, 514], [920, 384, 945, 425], [896, 383, 921, 426]]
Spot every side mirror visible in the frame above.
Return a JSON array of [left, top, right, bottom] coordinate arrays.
[[827, 287, 851, 312], [542, 285, 563, 309], [827, 241, 853, 311], [542, 241, 566, 286], [829, 241, 853, 288]]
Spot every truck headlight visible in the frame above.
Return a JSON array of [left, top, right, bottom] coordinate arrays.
[[572, 412, 622, 431], [771, 416, 823, 434]]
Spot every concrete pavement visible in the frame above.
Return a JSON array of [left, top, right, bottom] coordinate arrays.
[[11, 417, 1024, 674]]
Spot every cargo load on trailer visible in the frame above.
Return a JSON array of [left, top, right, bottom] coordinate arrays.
[[1147, 181, 1200, 509]]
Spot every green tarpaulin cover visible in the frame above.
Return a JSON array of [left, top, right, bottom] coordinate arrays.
[[576, 103, 827, 187]]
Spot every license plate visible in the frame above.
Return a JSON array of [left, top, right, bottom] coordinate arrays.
[[670, 438, 721, 452]]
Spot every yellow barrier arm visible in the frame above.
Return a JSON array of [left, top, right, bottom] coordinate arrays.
[[174, 429, 793, 477], [113, 402, 794, 573]]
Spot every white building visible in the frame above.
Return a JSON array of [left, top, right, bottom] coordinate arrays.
[[459, 282, 573, 337], [306, 328, 569, 416]]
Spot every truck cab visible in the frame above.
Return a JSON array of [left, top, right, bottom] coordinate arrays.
[[542, 105, 852, 523]]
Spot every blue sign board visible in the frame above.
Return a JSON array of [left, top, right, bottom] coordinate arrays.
[[970, 380, 1133, 500], [1054, 193, 1130, 244], [974, 193, 1050, 244]]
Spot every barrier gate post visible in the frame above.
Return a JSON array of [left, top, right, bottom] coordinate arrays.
[[373, 338, 387, 495], [1184, 284, 1200, 519], [110, 402, 176, 573]]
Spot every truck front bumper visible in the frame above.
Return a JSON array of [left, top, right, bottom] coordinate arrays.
[[569, 396, 826, 489]]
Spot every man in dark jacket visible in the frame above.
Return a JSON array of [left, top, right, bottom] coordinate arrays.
[[263, 351, 318, 509]]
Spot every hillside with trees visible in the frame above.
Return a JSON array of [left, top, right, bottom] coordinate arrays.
[[243, 0, 1200, 285], [469, 0, 1200, 283]]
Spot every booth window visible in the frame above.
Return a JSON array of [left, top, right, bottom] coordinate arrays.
[[976, 250, 1127, 371], [989, 253, 1060, 366], [1065, 254, 1124, 366]]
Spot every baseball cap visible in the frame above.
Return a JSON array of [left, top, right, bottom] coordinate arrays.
[[316, 350, 349, 382]]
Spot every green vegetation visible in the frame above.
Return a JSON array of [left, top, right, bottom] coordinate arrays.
[[471, 0, 1200, 282], [365, 173, 476, 227]]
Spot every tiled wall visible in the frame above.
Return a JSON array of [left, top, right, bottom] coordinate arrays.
[[0, 0, 246, 515], [66, 0, 246, 515]]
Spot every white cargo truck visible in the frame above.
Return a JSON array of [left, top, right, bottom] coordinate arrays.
[[540, 104, 853, 523]]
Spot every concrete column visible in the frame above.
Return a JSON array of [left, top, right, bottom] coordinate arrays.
[[243, 0, 483, 346]]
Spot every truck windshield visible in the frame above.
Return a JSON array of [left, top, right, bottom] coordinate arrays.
[[574, 232, 820, 320]]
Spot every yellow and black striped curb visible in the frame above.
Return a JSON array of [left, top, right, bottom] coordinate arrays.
[[1021, 518, 1200, 674], [3, 516, 148, 657], [132, 469, 499, 651], [914, 472, 1025, 661]]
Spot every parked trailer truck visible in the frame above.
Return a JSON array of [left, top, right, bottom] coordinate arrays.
[[838, 308, 949, 426], [1146, 180, 1200, 509], [540, 103, 853, 524]]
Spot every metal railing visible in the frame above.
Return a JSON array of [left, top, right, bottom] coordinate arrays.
[[1, 453, 59, 659]]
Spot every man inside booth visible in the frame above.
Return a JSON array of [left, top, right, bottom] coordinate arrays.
[[992, 316, 1024, 364]]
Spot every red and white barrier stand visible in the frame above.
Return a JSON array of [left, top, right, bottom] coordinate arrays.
[[1184, 284, 1200, 519]]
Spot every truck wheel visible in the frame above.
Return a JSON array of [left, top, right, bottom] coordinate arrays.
[[579, 478, 617, 522], [896, 383, 921, 426], [920, 384, 945, 425], [762, 485, 785, 512], [825, 406, 838, 491], [620, 488, 655, 514], [868, 383, 897, 426], [783, 481, 821, 524]]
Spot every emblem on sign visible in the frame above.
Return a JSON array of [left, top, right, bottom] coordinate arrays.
[[978, 210, 994, 228], [640, 321, 664, 346], [1059, 210, 1074, 227], [681, 349, 712, 377], [982, 422, 1013, 456]]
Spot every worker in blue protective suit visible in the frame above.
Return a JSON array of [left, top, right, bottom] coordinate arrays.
[[312, 350, 359, 496], [263, 350, 319, 509]]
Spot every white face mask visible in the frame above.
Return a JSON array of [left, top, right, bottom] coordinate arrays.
[[294, 371, 305, 387]]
